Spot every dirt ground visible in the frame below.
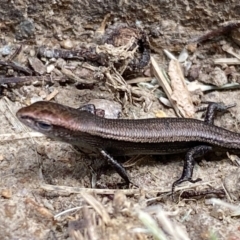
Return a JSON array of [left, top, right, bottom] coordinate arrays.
[[1, 1, 240, 240]]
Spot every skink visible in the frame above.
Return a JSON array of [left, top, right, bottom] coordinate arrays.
[[16, 101, 239, 191]]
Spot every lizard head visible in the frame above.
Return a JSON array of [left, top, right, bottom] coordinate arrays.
[[16, 101, 89, 138]]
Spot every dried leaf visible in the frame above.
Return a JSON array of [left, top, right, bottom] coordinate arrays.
[[168, 59, 195, 118]]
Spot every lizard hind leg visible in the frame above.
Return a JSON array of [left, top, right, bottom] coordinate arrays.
[[171, 145, 213, 197]]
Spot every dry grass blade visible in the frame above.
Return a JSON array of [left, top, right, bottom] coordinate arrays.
[[0, 97, 21, 129], [45, 88, 59, 101], [54, 206, 84, 220], [126, 77, 152, 84], [61, 67, 97, 84], [96, 37, 138, 71], [40, 183, 146, 195], [151, 56, 182, 117], [41, 180, 214, 200], [222, 44, 240, 60], [214, 58, 240, 65], [105, 69, 132, 104], [210, 198, 240, 217], [187, 80, 240, 92], [95, 13, 111, 35], [68, 229, 85, 240], [137, 206, 190, 240], [82, 206, 99, 240], [68, 206, 99, 240], [80, 191, 111, 225], [123, 155, 150, 168], [137, 210, 168, 240], [0, 132, 44, 142], [154, 207, 190, 240]]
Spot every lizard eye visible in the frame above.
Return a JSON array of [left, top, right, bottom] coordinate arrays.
[[36, 121, 52, 131]]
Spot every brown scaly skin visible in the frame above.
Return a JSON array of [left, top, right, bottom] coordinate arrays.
[[16, 101, 239, 193]]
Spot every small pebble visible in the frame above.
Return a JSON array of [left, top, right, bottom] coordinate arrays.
[[87, 99, 122, 119], [1, 189, 12, 199], [28, 57, 46, 75], [46, 64, 55, 73], [0, 45, 12, 56], [30, 96, 43, 104], [60, 39, 74, 49]]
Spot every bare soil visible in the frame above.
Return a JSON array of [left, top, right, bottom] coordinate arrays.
[[0, 1, 240, 240]]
